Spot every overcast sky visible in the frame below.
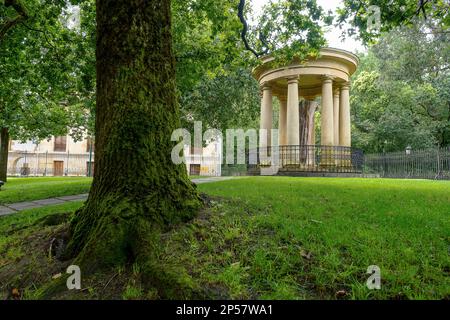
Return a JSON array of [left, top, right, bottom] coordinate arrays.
[[250, 0, 366, 53]]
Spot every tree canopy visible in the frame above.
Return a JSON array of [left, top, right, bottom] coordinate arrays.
[[351, 21, 450, 153], [0, 0, 94, 142], [337, 0, 450, 44]]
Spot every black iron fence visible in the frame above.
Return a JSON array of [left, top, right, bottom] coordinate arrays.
[[10, 146, 448, 180], [364, 147, 450, 180], [7, 151, 95, 177], [278, 145, 364, 173], [240, 145, 364, 174]]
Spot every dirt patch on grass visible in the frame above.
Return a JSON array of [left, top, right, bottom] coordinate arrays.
[[0, 195, 231, 300], [0, 223, 71, 299], [0, 212, 134, 300]]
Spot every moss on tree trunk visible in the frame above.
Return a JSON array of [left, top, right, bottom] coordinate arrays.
[[65, 0, 201, 271], [0, 128, 9, 182]]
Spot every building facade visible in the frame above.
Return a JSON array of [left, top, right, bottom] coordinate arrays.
[[8, 135, 94, 177], [183, 138, 222, 177], [8, 135, 222, 177]]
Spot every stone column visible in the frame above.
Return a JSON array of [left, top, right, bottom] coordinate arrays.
[[339, 82, 351, 147], [320, 75, 334, 166], [260, 83, 273, 149], [333, 88, 340, 146], [278, 98, 287, 146], [309, 111, 316, 166], [339, 82, 351, 167], [320, 75, 334, 146], [287, 77, 300, 146]]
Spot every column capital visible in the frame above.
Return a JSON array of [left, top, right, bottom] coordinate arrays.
[[340, 82, 351, 90], [333, 88, 341, 97], [261, 82, 272, 91], [321, 74, 335, 82], [286, 76, 299, 84]]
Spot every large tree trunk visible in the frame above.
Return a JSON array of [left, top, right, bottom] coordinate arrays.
[[0, 127, 9, 182], [299, 100, 317, 146], [298, 101, 317, 165], [66, 0, 201, 271]]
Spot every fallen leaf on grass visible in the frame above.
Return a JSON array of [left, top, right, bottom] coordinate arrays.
[[12, 288, 20, 299], [300, 249, 312, 260], [336, 290, 348, 298]]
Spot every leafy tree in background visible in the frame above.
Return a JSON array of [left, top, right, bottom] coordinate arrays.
[[172, 0, 259, 133], [252, 0, 332, 63], [335, 0, 449, 153], [351, 21, 450, 152], [337, 0, 449, 44], [181, 68, 260, 131], [0, 0, 94, 181]]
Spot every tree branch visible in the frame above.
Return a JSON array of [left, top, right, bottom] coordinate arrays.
[[21, 21, 58, 51], [237, 0, 269, 58], [0, 0, 29, 40], [416, 0, 430, 19]]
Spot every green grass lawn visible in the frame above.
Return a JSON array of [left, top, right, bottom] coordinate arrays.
[[0, 177, 449, 300], [188, 177, 449, 299], [0, 202, 83, 267], [0, 177, 92, 205]]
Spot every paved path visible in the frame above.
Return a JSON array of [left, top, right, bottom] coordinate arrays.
[[0, 194, 89, 217], [0, 177, 238, 217], [191, 176, 237, 184]]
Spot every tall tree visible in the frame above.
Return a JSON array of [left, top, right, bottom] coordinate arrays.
[[0, 0, 94, 181], [0, 0, 95, 180], [172, 0, 260, 132], [0, 0, 28, 181], [337, 0, 449, 44], [65, 0, 201, 269], [351, 22, 450, 152], [0, 128, 8, 180], [0, 0, 28, 40]]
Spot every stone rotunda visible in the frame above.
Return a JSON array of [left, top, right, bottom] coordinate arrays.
[[252, 47, 363, 173]]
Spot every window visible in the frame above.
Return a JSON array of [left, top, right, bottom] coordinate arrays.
[[54, 136, 67, 152], [189, 164, 201, 176], [86, 137, 95, 153]]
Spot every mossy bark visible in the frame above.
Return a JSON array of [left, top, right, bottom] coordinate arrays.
[[65, 0, 201, 271], [0, 128, 9, 182]]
